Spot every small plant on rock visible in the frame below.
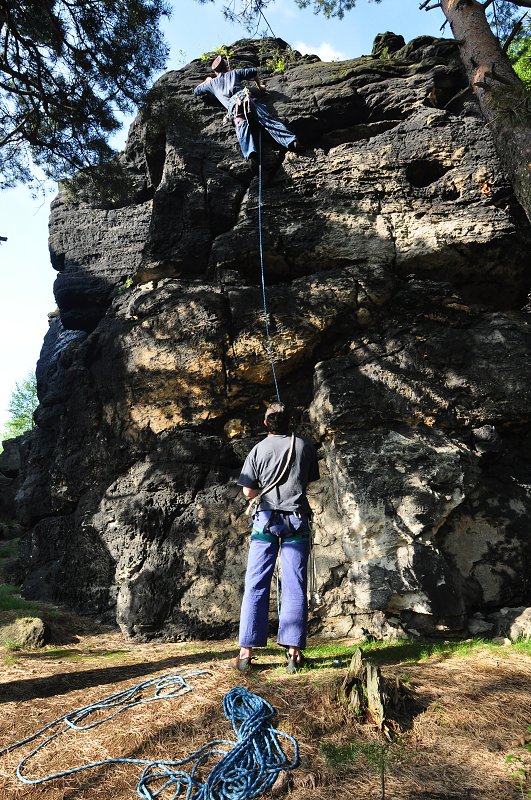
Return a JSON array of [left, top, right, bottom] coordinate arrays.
[[320, 737, 405, 800], [506, 727, 531, 799], [200, 44, 235, 69]]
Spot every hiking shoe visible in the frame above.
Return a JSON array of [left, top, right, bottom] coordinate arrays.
[[233, 656, 252, 673], [286, 651, 305, 674]]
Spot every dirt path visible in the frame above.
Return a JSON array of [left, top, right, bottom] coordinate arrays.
[[0, 631, 530, 799]]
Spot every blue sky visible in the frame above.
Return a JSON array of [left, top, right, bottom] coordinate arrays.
[[0, 0, 447, 431]]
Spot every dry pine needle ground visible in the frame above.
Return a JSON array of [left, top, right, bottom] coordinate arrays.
[[0, 631, 530, 800]]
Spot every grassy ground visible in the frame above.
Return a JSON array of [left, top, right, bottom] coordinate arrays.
[[0, 628, 530, 800]]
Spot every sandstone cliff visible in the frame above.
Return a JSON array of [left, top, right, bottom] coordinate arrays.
[[14, 34, 531, 640]]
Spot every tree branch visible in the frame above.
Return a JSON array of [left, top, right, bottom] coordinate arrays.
[[0, 110, 32, 147], [485, 61, 520, 86], [443, 85, 472, 109], [503, 11, 528, 51]]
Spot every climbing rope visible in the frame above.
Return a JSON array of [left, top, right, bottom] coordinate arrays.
[[258, 128, 281, 403], [0, 674, 299, 800]]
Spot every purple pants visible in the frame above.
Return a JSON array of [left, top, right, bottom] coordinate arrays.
[[238, 525, 309, 649], [234, 101, 297, 160]]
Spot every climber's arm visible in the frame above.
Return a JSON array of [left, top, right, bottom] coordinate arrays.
[[254, 72, 267, 92]]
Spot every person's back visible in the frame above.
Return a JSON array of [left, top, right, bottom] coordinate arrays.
[[235, 402, 319, 675], [239, 433, 318, 514], [193, 67, 258, 109]]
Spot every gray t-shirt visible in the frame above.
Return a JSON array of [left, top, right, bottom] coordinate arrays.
[[238, 434, 319, 514]]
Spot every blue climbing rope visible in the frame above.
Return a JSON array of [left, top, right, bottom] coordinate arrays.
[[258, 128, 282, 403], [0, 674, 299, 800]]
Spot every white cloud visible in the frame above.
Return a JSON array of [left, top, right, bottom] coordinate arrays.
[[269, 0, 298, 19], [293, 40, 346, 61]]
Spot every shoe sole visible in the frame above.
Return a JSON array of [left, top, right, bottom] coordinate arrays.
[[286, 654, 305, 673], [233, 657, 252, 673]]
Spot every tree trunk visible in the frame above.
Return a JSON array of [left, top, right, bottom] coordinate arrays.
[[440, 0, 531, 223]]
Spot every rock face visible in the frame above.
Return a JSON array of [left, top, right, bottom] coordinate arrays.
[[0, 435, 26, 539], [16, 35, 531, 640]]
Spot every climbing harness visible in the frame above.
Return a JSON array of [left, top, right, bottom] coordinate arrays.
[[251, 510, 309, 544], [227, 87, 253, 124], [0, 674, 299, 800]]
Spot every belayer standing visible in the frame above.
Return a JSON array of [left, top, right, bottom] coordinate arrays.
[[193, 56, 301, 161], [235, 402, 319, 673]]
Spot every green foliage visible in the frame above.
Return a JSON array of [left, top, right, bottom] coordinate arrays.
[[3, 652, 17, 665], [487, 3, 531, 87], [208, 0, 382, 25], [302, 637, 526, 670], [0, 539, 19, 562], [262, 44, 297, 74], [1, 372, 37, 443], [63, 158, 137, 209], [505, 727, 531, 799], [115, 275, 135, 296], [3, 638, 21, 652], [200, 44, 236, 69], [34, 647, 130, 662], [0, 0, 171, 189], [320, 738, 404, 799], [508, 23, 531, 88], [321, 738, 402, 767], [0, 539, 19, 579], [0, 583, 39, 613], [513, 638, 531, 657], [487, 1, 528, 44]]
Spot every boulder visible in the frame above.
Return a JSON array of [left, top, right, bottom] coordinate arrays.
[[14, 36, 531, 639], [0, 615, 47, 649], [489, 607, 531, 641]]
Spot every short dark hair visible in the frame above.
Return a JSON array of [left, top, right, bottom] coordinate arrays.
[[264, 402, 290, 434], [211, 55, 228, 73]]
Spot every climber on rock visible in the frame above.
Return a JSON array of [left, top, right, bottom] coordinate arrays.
[[234, 402, 319, 674], [193, 56, 301, 162]]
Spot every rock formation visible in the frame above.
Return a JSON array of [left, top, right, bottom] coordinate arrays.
[[14, 34, 531, 640]]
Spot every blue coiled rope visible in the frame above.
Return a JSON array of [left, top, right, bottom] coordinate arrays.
[[0, 673, 299, 800]]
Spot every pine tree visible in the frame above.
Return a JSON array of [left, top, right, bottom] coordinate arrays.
[[2, 372, 38, 444], [0, 0, 170, 188]]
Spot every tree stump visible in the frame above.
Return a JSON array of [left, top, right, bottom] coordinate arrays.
[[338, 648, 409, 736]]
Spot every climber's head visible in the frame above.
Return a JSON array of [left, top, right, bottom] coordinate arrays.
[[211, 56, 228, 74], [264, 402, 290, 435]]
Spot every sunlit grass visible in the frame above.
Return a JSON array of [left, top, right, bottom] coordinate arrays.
[[0, 538, 19, 564], [34, 647, 131, 661], [235, 636, 531, 675], [303, 637, 529, 667], [0, 583, 39, 613], [513, 638, 531, 657]]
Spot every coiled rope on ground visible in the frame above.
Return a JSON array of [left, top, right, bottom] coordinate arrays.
[[0, 672, 299, 800]]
